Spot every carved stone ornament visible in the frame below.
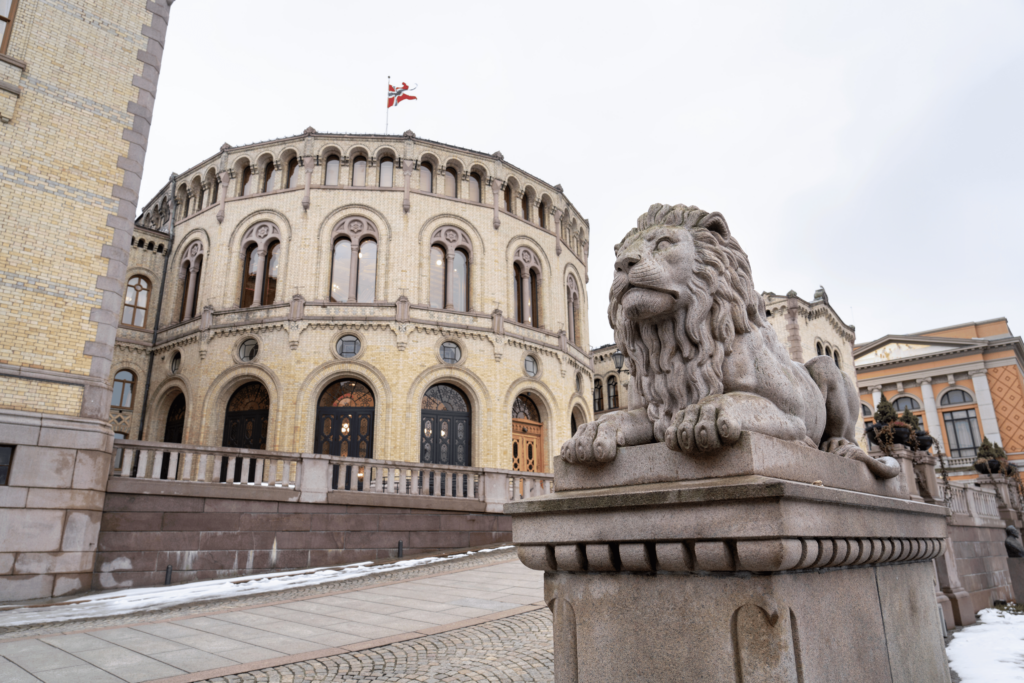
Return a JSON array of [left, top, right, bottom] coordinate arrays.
[[561, 203, 899, 481], [430, 226, 472, 256], [514, 246, 540, 275], [332, 216, 379, 242], [240, 222, 281, 255]]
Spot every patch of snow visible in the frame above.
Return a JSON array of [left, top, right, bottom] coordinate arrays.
[[947, 608, 1024, 682], [0, 546, 513, 628]]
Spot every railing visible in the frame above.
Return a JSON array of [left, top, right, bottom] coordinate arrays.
[[111, 441, 553, 506], [974, 489, 1002, 518], [940, 484, 970, 516], [940, 456, 976, 469], [939, 481, 1003, 520]]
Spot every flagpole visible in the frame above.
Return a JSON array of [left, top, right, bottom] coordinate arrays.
[[386, 75, 390, 135]]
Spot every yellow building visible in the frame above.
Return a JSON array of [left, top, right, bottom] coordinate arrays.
[[854, 319, 1024, 479]]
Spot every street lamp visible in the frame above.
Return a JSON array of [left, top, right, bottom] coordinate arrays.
[[612, 348, 624, 371]]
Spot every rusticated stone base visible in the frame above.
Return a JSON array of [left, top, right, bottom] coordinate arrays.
[[506, 436, 951, 683]]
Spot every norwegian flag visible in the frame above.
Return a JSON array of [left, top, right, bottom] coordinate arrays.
[[388, 82, 417, 108]]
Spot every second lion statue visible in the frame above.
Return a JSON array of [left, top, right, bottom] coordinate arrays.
[[563, 203, 899, 479]]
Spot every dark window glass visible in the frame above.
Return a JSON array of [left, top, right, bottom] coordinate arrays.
[[352, 156, 367, 186], [514, 264, 523, 323], [420, 162, 433, 192], [944, 409, 981, 458], [571, 414, 578, 436], [262, 241, 280, 305], [512, 395, 541, 421], [861, 404, 872, 417], [112, 370, 135, 409], [441, 341, 461, 364], [319, 379, 374, 407], [337, 335, 361, 358], [262, 162, 277, 193], [239, 339, 259, 361], [539, 205, 547, 229], [379, 158, 394, 187], [223, 383, 269, 451], [607, 376, 618, 409], [325, 155, 340, 185], [357, 239, 377, 303], [190, 256, 203, 318], [330, 238, 352, 302], [833, 350, 840, 367], [504, 185, 513, 212], [522, 195, 530, 221], [210, 178, 219, 204], [122, 276, 150, 327], [422, 383, 469, 412], [240, 244, 258, 307], [529, 268, 538, 327], [941, 389, 973, 406], [469, 173, 482, 203], [444, 168, 457, 198], [816, 342, 823, 356], [524, 355, 538, 377], [453, 249, 469, 312], [197, 185, 206, 210], [178, 267, 191, 321], [241, 166, 254, 196], [430, 246, 446, 308], [593, 379, 604, 412], [287, 158, 301, 188], [0, 446, 12, 486], [892, 396, 921, 412]]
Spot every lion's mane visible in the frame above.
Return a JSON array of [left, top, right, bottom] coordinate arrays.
[[609, 204, 770, 440]]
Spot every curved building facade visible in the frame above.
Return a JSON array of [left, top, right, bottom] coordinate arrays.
[[114, 130, 593, 472]]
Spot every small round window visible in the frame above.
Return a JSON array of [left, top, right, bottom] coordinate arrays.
[[239, 339, 259, 362], [170, 351, 181, 374], [337, 335, 361, 358], [524, 355, 538, 377], [440, 341, 461, 364]]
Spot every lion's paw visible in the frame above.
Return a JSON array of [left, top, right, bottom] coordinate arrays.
[[665, 396, 743, 453], [561, 419, 618, 465]]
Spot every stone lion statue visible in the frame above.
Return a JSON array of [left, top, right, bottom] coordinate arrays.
[[563, 203, 899, 479]]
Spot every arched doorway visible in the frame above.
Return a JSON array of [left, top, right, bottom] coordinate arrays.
[[222, 382, 269, 449], [314, 379, 375, 458], [164, 393, 186, 443], [512, 394, 544, 472], [420, 383, 471, 465]]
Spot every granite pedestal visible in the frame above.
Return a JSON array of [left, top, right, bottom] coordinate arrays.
[[506, 433, 951, 683]]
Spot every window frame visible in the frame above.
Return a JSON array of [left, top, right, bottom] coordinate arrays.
[[121, 275, 151, 329], [261, 240, 280, 306], [607, 376, 619, 409], [379, 157, 394, 188], [111, 370, 136, 410], [469, 172, 482, 203], [942, 407, 982, 459], [352, 155, 367, 187], [593, 378, 604, 413], [419, 161, 434, 193], [324, 155, 340, 186], [286, 157, 301, 189], [1, 0, 19, 55]]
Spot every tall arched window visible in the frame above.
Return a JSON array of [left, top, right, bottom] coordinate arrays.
[[469, 172, 482, 203], [210, 177, 219, 204], [607, 376, 618, 409], [941, 389, 974, 406], [261, 161, 277, 193], [420, 161, 434, 193], [286, 157, 301, 189], [453, 249, 469, 312], [444, 167, 458, 198], [593, 379, 604, 413], [430, 246, 446, 309], [833, 350, 840, 367], [315, 379, 375, 457], [240, 244, 258, 308], [240, 166, 254, 196], [197, 184, 206, 210], [539, 204, 547, 229], [111, 370, 135, 409], [504, 185, 513, 212], [357, 240, 377, 303], [324, 155, 340, 185], [331, 238, 352, 302], [421, 384, 471, 466], [566, 275, 581, 346], [521, 195, 530, 222], [122, 276, 150, 327], [222, 382, 270, 462], [262, 241, 280, 305], [178, 250, 203, 321], [379, 157, 394, 187], [352, 155, 367, 186], [816, 342, 823, 356]]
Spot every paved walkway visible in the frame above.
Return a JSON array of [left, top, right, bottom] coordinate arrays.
[[0, 557, 546, 683]]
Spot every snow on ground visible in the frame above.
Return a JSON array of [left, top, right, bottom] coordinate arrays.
[[947, 608, 1024, 682], [0, 546, 513, 629]]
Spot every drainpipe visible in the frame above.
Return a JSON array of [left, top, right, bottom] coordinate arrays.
[[135, 173, 177, 440]]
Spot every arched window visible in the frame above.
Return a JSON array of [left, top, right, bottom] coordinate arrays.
[[833, 350, 840, 367], [469, 172, 482, 203], [420, 161, 433, 193], [512, 247, 541, 328], [421, 384, 471, 466], [593, 378, 604, 413], [521, 195, 530, 222], [164, 393, 186, 444], [240, 166, 254, 196], [111, 370, 135, 409], [240, 244, 258, 308], [566, 275, 581, 346], [197, 184, 206, 210], [352, 155, 367, 186], [941, 389, 973, 406], [330, 238, 352, 302], [261, 161, 277, 193], [324, 155, 340, 185], [210, 177, 219, 204], [504, 185, 513, 212], [943, 408, 981, 458], [122, 276, 150, 327], [514, 264, 523, 323], [607, 376, 618, 409], [861, 403, 872, 417], [453, 249, 469, 312], [429, 246, 446, 308], [315, 379, 375, 457], [444, 167, 458, 198], [379, 157, 394, 187], [357, 239, 377, 303], [286, 157, 301, 189], [262, 241, 280, 305], [893, 396, 921, 412], [178, 254, 203, 321], [816, 342, 823, 356], [222, 382, 269, 451], [539, 204, 547, 229]]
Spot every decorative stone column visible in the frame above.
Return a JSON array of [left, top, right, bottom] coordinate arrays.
[[507, 434, 952, 682], [402, 160, 414, 213], [970, 369, 1003, 447], [490, 178, 502, 229], [920, 378, 945, 453], [870, 385, 883, 409], [183, 262, 199, 319]]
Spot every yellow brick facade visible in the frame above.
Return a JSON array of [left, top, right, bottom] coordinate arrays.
[[0, 376, 83, 416]]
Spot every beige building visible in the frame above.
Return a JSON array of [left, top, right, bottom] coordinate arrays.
[[115, 131, 593, 479]]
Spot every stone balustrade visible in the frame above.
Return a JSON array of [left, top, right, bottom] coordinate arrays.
[[938, 482, 1002, 520]]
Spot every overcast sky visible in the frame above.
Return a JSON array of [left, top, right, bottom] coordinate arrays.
[[142, 1, 1024, 349]]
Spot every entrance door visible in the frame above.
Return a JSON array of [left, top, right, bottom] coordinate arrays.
[[222, 382, 269, 449], [512, 394, 543, 472], [163, 393, 186, 443], [420, 383, 471, 466], [314, 379, 375, 458]]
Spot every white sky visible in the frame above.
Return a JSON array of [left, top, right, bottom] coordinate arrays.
[[141, 0, 1024, 348]]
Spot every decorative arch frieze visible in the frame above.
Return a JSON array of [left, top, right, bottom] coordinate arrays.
[[332, 215, 379, 243], [514, 246, 542, 279], [178, 240, 205, 279], [431, 226, 473, 258], [239, 221, 282, 256]]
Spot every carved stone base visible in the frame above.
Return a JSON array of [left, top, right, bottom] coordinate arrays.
[[506, 436, 951, 682]]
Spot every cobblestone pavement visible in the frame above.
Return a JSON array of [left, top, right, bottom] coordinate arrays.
[[198, 609, 553, 683], [0, 548, 517, 640]]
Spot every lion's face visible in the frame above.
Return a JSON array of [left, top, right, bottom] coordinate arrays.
[[613, 226, 695, 322]]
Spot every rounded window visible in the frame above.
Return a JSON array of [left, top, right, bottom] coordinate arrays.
[[239, 338, 259, 362], [576, 372, 582, 393], [941, 389, 973, 406], [170, 351, 181, 374], [524, 355, 538, 377], [440, 341, 461, 364], [337, 335, 361, 358]]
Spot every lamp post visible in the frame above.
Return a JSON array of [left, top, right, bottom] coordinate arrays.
[[612, 348, 624, 371]]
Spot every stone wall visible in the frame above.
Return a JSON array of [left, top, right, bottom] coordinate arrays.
[[947, 519, 1013, 609], [96, 488, 511, 590]]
